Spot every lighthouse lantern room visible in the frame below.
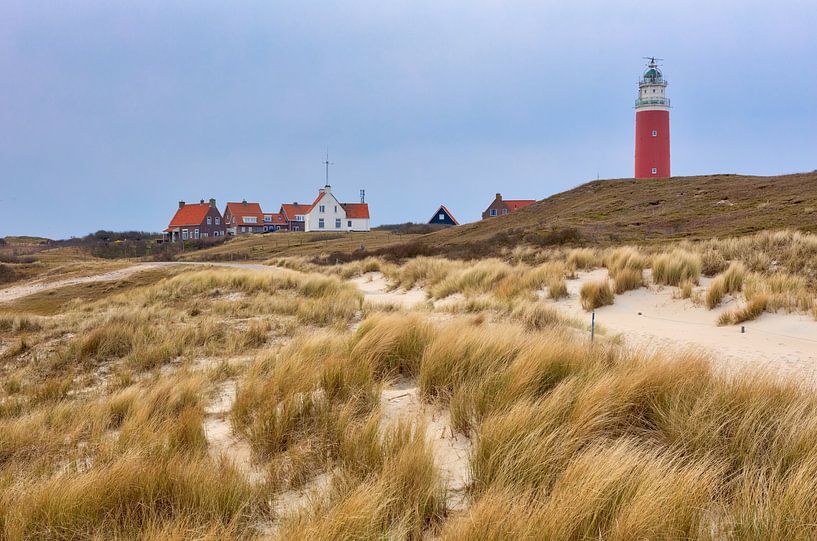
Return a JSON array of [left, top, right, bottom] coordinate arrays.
[[634, 58, 671, 178]]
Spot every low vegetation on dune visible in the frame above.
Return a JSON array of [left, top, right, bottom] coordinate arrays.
[[652, 249, 702, 287], [3, 229, 817, 537], [579, 279, 614, 311], [706, 261, 747, 309]]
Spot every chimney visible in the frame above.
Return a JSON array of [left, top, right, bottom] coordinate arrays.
[[495, 193, 502, 201], [178, 201, 185, 209], [318, 187, 326, 195], [323, 185, 331, 194], [209, 198, 216, 208], [293, 201, 298, 205]]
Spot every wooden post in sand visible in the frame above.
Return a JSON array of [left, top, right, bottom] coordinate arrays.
[[591, 311, 596, 343]]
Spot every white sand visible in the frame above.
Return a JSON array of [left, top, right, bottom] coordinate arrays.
[[551, 269, 817, 381], [351, 272, 428, 309], [380, 379, 472, 511], [203, 379, 265, 484]]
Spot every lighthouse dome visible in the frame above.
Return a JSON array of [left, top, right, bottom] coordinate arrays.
[[642, 67, 663, 83]]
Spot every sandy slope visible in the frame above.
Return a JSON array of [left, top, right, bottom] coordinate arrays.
[[350, 272, 428, 309], [0, 264, 164, 304], [551, 269, 817, 381], [0, 261, 281, 304], [381, 379, 472, 511]]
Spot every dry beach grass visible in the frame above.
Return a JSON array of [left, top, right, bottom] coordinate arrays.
[[2, 229, 817, 537]]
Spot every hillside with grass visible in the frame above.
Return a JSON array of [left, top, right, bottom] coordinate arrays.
[[2, 233, 817, 537], [424, 171, 817, 249]]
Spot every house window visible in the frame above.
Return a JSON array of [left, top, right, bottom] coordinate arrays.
[[203, 232, 208, 238], [439, 213, 445, 220], [348, 220, 352, 227], [502, 209, 509, 215], [490, 209, 497, 216], [264, 215, 271, 222], [651, 167, 658, 174], [194, 229, 199, 239], [296, 215, 304, 222], [207, 216, 212, 225], [335, 218, 341, 228], [241, 226, 246, 233], [319, 205, 325, 213], [318, 218, 325, 229], [215, 217, 220, 225], [243, 216, 257, 223], [334, 205, 338, 212], [182, 229, 189, 240], [213, 231, 219, 237], [652, 130, 658, 137]]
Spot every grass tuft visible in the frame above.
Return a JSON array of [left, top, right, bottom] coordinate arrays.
[[579, 280, 614, 311]]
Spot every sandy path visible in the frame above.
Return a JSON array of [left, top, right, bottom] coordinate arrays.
[[203, 379, 265, 484], [0, 263, 166, 304], [381, 379, 472, 510], [551, 269, 817, 381], [0, 261, 288, 305], [351, 272, 428, 309]]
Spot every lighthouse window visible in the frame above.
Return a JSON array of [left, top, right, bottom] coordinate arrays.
[[652, 130, 658, 137], [651, 167, 658, 175]]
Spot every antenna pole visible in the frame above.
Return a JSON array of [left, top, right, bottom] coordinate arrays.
[[322, 149, 334, 186]]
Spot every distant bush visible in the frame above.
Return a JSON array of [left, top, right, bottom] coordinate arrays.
[[523, 228, 581, 247], [375, 223, 447, 235], [0, 254, 36, 264], [0, 263, 17, 284]]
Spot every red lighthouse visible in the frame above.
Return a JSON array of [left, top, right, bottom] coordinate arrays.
[[634, 58, 670, 178]]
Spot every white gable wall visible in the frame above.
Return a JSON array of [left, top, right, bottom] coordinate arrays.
[[304, 190, 347, 232], [347, 217, 370, 231]]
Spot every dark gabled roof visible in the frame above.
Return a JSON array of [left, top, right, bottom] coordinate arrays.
[[429, 204, 459, 225]]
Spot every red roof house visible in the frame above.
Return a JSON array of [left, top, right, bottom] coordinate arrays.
[[279, 203, 313, 232], [481, 193, 536, 220], [165, 199, 226, 242], [223, 201, 266, 234]]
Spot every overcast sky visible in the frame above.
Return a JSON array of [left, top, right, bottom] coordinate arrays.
[[2, 1, 816, 238]]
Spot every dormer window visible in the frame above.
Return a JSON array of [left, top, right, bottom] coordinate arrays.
[[243, 216, 257, 224], [263, 215, 271, 222]]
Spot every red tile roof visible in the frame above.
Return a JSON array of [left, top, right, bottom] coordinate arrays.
[[342, 203, 370, 219], [167, 203, 212, 229], [225, 202, 265, 226], [504, 200, 536, 212], [280, 204, 313, 221], [265, 213, 287, 225]]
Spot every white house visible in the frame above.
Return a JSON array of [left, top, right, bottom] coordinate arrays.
[[303, 185, 370, 232]]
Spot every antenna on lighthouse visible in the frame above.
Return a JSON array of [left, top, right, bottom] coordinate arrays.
[[360, 189, 365, 203], [642, 56, 664, 67]]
